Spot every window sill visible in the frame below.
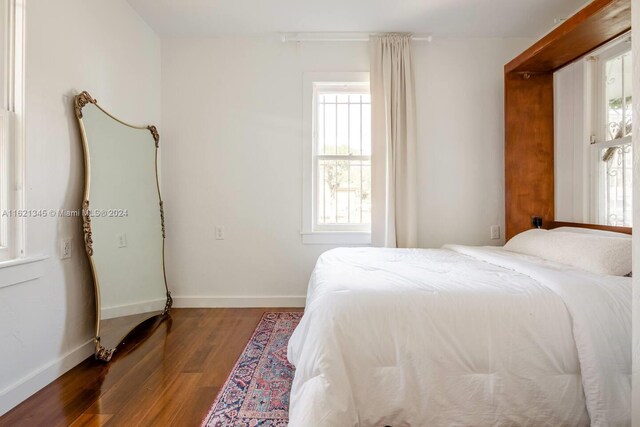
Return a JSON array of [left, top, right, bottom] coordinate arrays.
[[301, 231, 371, 245], [0, 255, 49, 290]]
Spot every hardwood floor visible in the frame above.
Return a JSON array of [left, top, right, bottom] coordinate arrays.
[[0, 308, 303, 427]]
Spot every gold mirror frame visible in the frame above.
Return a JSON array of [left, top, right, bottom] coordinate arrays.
[[74, 91, 172, 362]]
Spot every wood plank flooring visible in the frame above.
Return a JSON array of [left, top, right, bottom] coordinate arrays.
[[0, 308, 303, 427]]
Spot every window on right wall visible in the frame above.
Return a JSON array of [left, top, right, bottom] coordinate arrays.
[[554, 34, 633, 228], [0, 0, 8, 260], [593, 40, 633, 227], [0, 0, 25, 262]]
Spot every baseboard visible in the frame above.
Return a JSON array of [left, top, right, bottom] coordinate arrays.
[[0, 338, 94, 416], [173, 295, 306, 308]]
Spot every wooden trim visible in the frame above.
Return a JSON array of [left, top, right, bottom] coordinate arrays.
[[504, 73, 554, 240], [504, 0, 632, 240], [548, 221, 632, 235], [505, 0, 631, 74]]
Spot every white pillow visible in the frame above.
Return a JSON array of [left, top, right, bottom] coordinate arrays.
[[504, 229, 632, 276], [551, 226, 631, 239]]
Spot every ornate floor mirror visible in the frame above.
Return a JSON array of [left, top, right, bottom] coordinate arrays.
[[74, 91, 171, 362]]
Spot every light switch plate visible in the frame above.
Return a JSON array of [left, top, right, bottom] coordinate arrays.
[[215, 226, 225, 240], [59, 237, 72, 259], [117, 233, 127, 248], [490, 225, 501, 240]]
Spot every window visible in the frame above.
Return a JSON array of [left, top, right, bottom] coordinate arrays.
[[302, 73, 371, 245], [0, 0, 25, 262], [314, 86, 371, 230], [593, 40, 632, 227], [553, 34, 634, 228]]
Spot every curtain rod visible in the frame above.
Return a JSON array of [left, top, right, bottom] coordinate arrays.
[[281, 32, 433, 43]]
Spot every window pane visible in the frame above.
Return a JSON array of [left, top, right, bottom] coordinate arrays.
[[601, 143, 632, 227], [336, 160, 349, 224], [316, 102, 324, 155], [349, 160, 371, 225], [349, 103, 361, 155], [322, 94, 335, 103], [336, 103, 348, 154], [318, 90, 371, 156], [605, 53, 626, 140], [622, 51, 632, 137], [317, 159, 371, 226], [323, 102, 336, 155], [317, 159, 340, 224], [317, 160, 327, 223], [313, 83, 372, 230]]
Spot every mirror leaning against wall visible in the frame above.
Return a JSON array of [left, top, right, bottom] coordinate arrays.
[[74, 91, 171, 362], [554, 32, 633, 228]]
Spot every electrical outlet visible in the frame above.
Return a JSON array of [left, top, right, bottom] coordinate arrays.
[[490, 225, 501, 240], [59, 237, 72, 259], [215, 226, 225, 240], [116, 233, 127, 248]]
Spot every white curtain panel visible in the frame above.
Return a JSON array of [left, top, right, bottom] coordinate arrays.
[[370, 34, 418, 248]]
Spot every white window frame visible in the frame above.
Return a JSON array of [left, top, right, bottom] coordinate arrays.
[[301, 72, 371, 245], [0, 0, 25, 263], [588, 35, 632, 226]]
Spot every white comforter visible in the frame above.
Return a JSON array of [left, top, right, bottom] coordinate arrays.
[[287, 246, 631, 427]]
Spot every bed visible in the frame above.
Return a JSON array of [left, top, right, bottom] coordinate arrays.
[[287, 229, 632, 426]]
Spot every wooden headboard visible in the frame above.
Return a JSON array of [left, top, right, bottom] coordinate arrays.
[[504, 0, 632, 240], [548, 221, 632, 235]]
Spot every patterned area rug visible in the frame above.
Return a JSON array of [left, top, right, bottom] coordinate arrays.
[[202, 312, 302, 427]]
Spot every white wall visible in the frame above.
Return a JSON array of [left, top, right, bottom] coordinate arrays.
[[161, 37, 530, 305], [0, 0, 160, 415], [632, 0, 639, 424], [161, 38, 367, 306], [414, 38, 530, 248]]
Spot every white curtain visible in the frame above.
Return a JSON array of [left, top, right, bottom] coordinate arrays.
[[370, 34, 418, 248]]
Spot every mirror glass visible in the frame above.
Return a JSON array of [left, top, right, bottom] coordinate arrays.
[[76, 93, 169, 361], [554, 33, 633, 227]]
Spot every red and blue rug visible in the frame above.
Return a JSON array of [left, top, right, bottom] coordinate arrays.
[[202, 312, 302, 427]]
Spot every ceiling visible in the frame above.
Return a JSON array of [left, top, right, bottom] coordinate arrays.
[[126, 0, 590, 38]]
